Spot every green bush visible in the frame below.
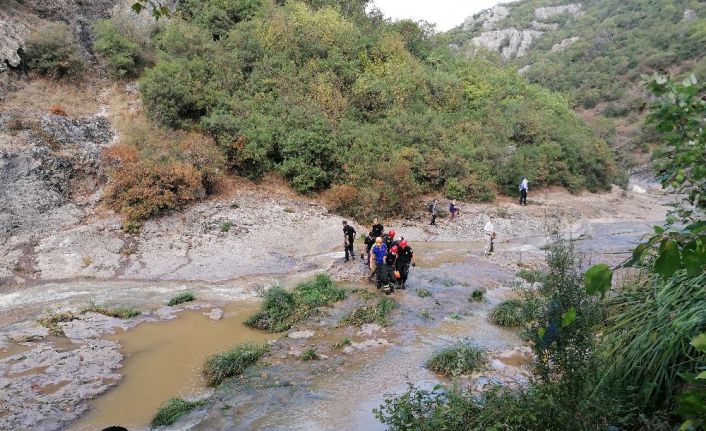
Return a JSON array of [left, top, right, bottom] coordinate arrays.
[[488, 299, 526, 327], [151, 398, 203, 427], [24, 22, 84, 78], [202, 342, 268, 386], [468, 288, 485, 302], [426, 342, 487, 376], [245, 275, 345, 332], [177, 0, 263, 40], [168, 292, 196, 306], [93, 18, 150, 78], [301, 348, 319, 361], [603, 273, 706, 409], [340, 297, 396, 327], [516, 269, 545, 284]]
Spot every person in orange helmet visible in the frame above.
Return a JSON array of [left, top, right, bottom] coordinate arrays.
[[396, 239, 415, 289]]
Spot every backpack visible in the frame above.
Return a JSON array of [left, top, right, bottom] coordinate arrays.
[[427, 203, 434, 213]]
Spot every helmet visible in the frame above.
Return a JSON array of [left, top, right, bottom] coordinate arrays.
[[391, 245, 399, 253], [388, 229, 396, 238], [400, 240, 408, 248]]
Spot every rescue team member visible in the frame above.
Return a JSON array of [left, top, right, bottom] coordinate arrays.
[[396, 240, 415, 289], [342, 221, 356, 262]]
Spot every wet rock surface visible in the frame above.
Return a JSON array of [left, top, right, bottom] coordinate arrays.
[[0, 301, 225, 431]]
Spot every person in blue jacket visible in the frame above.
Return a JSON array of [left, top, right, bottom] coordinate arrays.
[[370, 237, 388, 289]]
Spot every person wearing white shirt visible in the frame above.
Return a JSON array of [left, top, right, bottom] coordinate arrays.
[[484, 216, 496, 255]]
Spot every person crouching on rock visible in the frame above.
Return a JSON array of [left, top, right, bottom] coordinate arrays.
[[396, 240, 415, 289], [342, 220, 356, 262], [370, 237, 387, 289], [383, 245, 399, 294]]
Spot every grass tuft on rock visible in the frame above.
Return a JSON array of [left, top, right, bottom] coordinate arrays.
[[301, 348, 319, 361], [151, 398, 204, 427], [516, 269, 545, 284], [416, 288, 432, 298], [168, 292, 196, 306], [82, 303, 141, 319], [245, 274, 345, 332], [468, 288, 486, 302], [426, 342, 487, 376], [489, 299, 526, 327], [202, 342, 269, 386], [37, 311, 78, 336], [340, 297, 396, 327], [332, 337, 352, 349]]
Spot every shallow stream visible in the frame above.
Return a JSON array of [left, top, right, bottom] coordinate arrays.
[[0, 220, 656, 431]]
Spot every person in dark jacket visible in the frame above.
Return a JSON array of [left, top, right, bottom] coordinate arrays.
[[519, 177, 529, 206], [362, 231, 375, 263], [429, 199, 438, 225], [342, 221, 356, 262], [396, 240, 415, 289], [383, 245, 399, 294], [371, 217, 384, 238]]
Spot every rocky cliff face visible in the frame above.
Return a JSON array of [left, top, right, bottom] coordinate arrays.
[[0, 112, 113, 284], [455, 3, 583, 60]]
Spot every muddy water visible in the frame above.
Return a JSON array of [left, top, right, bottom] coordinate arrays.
[[74, 301, 273, 431]]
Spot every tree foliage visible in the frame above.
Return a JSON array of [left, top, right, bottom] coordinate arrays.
[[133, 0, 616, 220]]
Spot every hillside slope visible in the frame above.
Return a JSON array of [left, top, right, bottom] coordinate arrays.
[[446, 0, 706, 171]]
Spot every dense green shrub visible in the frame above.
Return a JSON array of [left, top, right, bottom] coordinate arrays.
[[245, 275, 345, 332], [426, 342, 487, 376], [489, 299, 526, 327], [603, 272, 706, 409], [93, 18, 150, 78], [24, 22, 84, 78], [151, 398, 203, 427], [177, 0, 263, 39], [202, 342, 268, 386], [134, 1, 617, 220]]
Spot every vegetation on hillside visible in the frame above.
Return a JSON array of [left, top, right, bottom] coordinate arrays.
[[92, 0, 617, 224], [446, 0, 706, 168], [374, 75, 706, 431]]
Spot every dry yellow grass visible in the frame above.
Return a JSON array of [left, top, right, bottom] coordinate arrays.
[[0, 77, 106, 118]]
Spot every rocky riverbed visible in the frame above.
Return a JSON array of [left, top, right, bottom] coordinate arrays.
[[0, 177, 669, 430]]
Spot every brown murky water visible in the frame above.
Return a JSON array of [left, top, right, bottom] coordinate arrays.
[[74, 301, 273, 431]]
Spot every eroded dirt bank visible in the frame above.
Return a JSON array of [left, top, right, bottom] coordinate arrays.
[[0, 182, 668, 431]]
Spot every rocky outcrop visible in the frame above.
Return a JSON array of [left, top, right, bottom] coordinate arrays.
[[462, 5, 509, 32], [534, 4, 583, 22], [683, 9, 697, 22], [0, 113, 112, 284], [551, 36, 580, 52], [471, 29, 544, 59], [0, 16, 28, 72], [457, 3, 584, 60]]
